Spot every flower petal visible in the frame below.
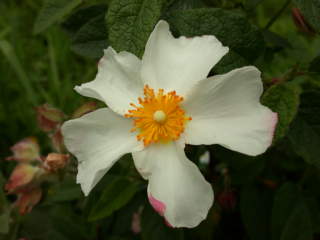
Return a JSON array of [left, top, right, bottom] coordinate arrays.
[[182, 66, 278, 156], [141, 20, 229, 96], [133, 142, 213, 228], [61, 108, 143, 195], [75, 47, 143, 115]]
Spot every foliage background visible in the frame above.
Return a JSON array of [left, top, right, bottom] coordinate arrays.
[[1, 0, 320, 239]]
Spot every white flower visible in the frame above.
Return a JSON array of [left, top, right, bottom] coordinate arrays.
[[61, 20, 277, 228]]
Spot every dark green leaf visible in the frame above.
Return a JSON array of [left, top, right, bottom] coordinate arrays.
[[141, 204, 184, 240], [167, 0, 206, 11], [62, 4, 107, 35], [214, 146, 266, 185], [309, 55, 320, 73], [45, 178, 83, 203], [271, 183, 301, 240], [294, 0, 320, 33], [0, 208, 10, 234], [245, 0, 266, 10], [240, 184, 272, 240], [88, 177, 139, 221], [166, 8, 265, 73], [280, 202, 313, 240], [262, 82, 301, 142], [305, 197, 320, 233], [71, 14, 108, 58], [289, 91, 320, 168], [106, 0, 166, 57], [34, 0, 82, 34]]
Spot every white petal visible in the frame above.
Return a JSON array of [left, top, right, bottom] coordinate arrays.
[[183, 66, 278, 156], [133, 142, 213, 228], [75, 47, 143, 115], [61, 108, 143, 195], [141, 20, 229, 96]]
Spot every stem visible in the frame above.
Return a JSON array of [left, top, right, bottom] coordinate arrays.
[[264, 0, 292, 30]]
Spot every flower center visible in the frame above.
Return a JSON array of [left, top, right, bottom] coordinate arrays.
[[153, 110, 166, 123], [125, 85, 191, 146]]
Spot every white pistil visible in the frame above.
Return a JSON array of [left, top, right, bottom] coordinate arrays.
[[153, 110, 166, 123]]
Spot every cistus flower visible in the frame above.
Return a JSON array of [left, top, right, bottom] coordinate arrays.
[[62, 20, 277, 228]]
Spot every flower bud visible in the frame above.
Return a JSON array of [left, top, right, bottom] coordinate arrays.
[[6, 137, 40, 163], [72, 102, 97, 119], [44, 153, 69, 172], [15, 188, 42, 215], [5, 164, 40, 193], [217, 190, 237, 211], [50, 128, 65, 153], [131, 208, 142, 234], [36, 104, 65, 132], [292, 8, 316, 35]]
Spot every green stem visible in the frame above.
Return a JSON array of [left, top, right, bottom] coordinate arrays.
[[264, 0, 292, 30]]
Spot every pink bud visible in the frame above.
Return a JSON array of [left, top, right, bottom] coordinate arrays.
[[6, 137, 40, 163], [5, 164, 40, 193], [44, 153, 69, 172], [36, 104, 65, 132], [72, 102, 97, 119], [217, 190, 237, 210], [131, 208, 142, 234], [50, 128, 65, 153], [15, 188, 42, 215]]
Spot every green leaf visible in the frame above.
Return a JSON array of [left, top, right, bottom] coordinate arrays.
[[0, 208, 10, 234], [214, 146, 266, 185], [167, 0, 206, 11], [271, 183, 301, 240], [71, 14, 108, 58], [280, 202, 313, 240], [309, 55, 320, 73], [141, 204, 184, 240], [166, 8, 265, 73], [34, 0, 82, 34], [240, 184, 272, 240], [288, 91, 320, 168], [62, 4, 107, 35], [106, 0, 166, 58], [294, 0, 320, 33], [88, 177, 139, 221], [262, 82, 301, 142], [45, 178, 83, 203], [245, 0, 266, 10]]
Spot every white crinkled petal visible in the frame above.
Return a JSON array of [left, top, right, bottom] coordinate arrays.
[[133, 142, 213, 228], [141, 20, 229, 96], [61, 108, 143, 195], [183, 66, 278, 156], [75, 47, 143, 115]]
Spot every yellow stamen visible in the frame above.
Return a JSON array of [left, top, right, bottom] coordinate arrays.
[[125, 85, 191, 146]]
